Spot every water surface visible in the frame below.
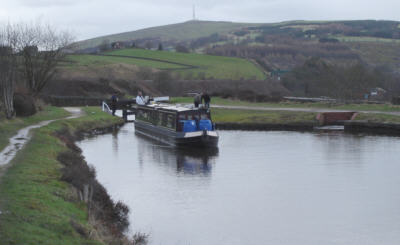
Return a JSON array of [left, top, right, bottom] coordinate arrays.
[[78, 124, 400, 245]]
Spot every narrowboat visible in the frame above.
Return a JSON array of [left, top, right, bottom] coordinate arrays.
[[134, 103, 218, 148]]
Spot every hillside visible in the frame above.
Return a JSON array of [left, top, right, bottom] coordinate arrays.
[[203, 20, 400, 72], [75, 20, 400, 73], [67, 19, 400, 100], [76, 20, 259, 50], [65, 48, 266, 80]]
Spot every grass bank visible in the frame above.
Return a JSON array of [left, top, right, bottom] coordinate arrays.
[[171, 97, 400, 112], [0, 107, 70, 152], [211, 108, 318, 131], [0, 107, 128, 244], [212, 108, 317, 124], [171, 97, 400, 125], [355, 113, 400, 123]]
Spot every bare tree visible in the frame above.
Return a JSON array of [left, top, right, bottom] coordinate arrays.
[[15, 21, 74, 95], [0, 24, 18, 119]]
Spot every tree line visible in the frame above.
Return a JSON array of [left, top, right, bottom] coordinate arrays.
[[0, 21, 73, 119], [282, 57, 398, 100]]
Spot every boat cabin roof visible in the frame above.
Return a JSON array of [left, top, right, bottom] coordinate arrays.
[[138, 103, 207, 114]]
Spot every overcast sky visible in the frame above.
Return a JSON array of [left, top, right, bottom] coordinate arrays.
[[1, 0, 399, 41]]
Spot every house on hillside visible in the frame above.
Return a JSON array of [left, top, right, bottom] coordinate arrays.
[[271, 69, 290, 81], [111, 41, 124, 49]]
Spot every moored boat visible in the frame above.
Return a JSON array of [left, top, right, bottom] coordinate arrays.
[[134, 103, 219, 148]]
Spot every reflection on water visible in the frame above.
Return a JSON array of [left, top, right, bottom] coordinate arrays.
[[175, 148, 217, 175], [78, 124, 400, 245], [135, 133, 218, 176]]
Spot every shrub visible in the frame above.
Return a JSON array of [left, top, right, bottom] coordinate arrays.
[[56, 130, 131, 237], [13, 93, 36, 117]]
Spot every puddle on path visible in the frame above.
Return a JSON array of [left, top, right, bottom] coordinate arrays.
[[0, 108, 82, 166]]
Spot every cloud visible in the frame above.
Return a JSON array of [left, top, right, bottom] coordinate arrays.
[[15, 0, 81, 8], [1, 0, 399, 40]]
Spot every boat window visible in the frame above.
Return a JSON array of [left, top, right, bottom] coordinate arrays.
[[157, 112, 163, 126], [167, 114, 175, 129], [178, 114, 186, 120], [161, 113, 168, 127], [145, 109, 153, 122], [200, 113, 209, 119], [137, 110, 148, 121], [150, 111, 156, 124]]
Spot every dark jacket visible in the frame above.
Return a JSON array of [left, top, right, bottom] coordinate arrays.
[[194, 94, 202, 104], [202, 93, 210, 103]]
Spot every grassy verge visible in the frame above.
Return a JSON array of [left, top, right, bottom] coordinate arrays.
[[211, 108, 400, 126], [171, 97, 400, 112], [173, 98, 400, 124], [355, 113, 400, 123], [0, 107, 70, 152], [212, 108, 317, 124], [0, 107, 124, 245]]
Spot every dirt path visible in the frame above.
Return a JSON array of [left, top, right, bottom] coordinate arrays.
[[211, 104, 400, 116], [0, 107, 83, 173]]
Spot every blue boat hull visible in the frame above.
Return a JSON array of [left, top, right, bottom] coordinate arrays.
[[134, 120, 218, 148]]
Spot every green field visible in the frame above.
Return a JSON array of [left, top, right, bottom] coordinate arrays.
[[67, 48, 266, 80], [66, 54, 183, 69]]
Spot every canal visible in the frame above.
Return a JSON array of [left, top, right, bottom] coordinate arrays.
[[77, 124, 400, 245]]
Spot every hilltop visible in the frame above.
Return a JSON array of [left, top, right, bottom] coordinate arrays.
[[76, 20, 258, 50]]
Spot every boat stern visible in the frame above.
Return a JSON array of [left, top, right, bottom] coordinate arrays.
[[177, 130, 219, 148]]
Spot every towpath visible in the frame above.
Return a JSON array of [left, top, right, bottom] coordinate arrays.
[[0, 107, 83, 175], [211, 104, 400, 116]]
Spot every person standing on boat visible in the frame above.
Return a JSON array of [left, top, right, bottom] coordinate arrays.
[[136, 91, 146, 105], [110, 94, 118, 116], [202, 91, 211, 109], [194, 93, 202, 108]]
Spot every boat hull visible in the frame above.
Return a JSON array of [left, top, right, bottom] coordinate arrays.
[[134, 121, 218, 148]]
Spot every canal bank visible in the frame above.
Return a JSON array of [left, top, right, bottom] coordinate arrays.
[[0, 107, 139, 244], [216, 122, 316, 131], [172, 96, 400, 135], [212, 107, 400, 135]]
